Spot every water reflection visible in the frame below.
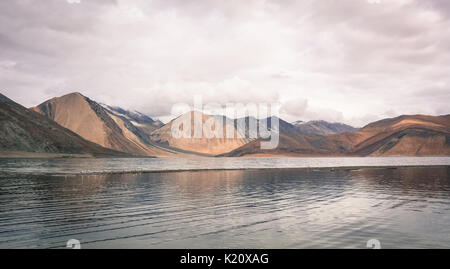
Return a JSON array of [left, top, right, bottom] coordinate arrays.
[[0, 166, 449, 248]]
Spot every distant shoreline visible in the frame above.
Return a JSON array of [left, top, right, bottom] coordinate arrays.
[[1, 151, 449, 159], [77, 165, 450, 176], [3, 165, 448, 177]]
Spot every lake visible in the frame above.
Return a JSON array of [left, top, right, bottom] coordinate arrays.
[[0, 157, 449, 249]]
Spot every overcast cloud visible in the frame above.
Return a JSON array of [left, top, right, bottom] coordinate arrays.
[[1, 0, 449, 126]]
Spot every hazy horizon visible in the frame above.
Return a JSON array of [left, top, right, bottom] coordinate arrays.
[[1, 0, 450, 126]]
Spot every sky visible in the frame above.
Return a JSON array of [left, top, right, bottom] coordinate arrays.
[[1, 0, 449, 126]]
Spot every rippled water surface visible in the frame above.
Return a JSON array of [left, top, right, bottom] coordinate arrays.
[[0, 157, 450, 249]]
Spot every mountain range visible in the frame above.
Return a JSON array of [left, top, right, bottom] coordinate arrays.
[[292, 120, 358, 135], [223, 114, 450, 157], [331, 114, 450, 156], [1, 92, 449, 157], [0, 93, 127, 157], [31, 93, 191, 157]]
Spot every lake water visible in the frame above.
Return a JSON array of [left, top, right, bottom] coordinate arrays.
[[0, 156, 449, 175], [0, 157, 450, 249]]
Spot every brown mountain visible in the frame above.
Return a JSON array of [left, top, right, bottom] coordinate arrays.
[[223, 114, 450, 157], [0, 93, 127, 157], [330, 114, 450, 156], [221, 117, 348, 157], [31, 93, 180, 157], [292, 120, 358, 135], [150, 111, 251, 155]]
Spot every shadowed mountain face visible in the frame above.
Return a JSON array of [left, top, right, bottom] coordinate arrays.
[[330, 115, 450, 156], [31, 93, 179, 157], [293, 120, 357, 135], [0, 93, 126, 157]]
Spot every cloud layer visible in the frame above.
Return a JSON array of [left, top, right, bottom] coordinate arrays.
[[1, 0, 449, 126]]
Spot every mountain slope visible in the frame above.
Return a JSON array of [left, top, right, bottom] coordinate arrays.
[[221, 133, 347, 157], [330, 115, 450, 156], [222, 114, 450, 157], [293, 120, 357, 135], [101, 105, 163, 134], [31, 93, 178, 157], [221, 117, 348, 157], [150, 111, 251, 155], [0, 93, 126, 157]]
